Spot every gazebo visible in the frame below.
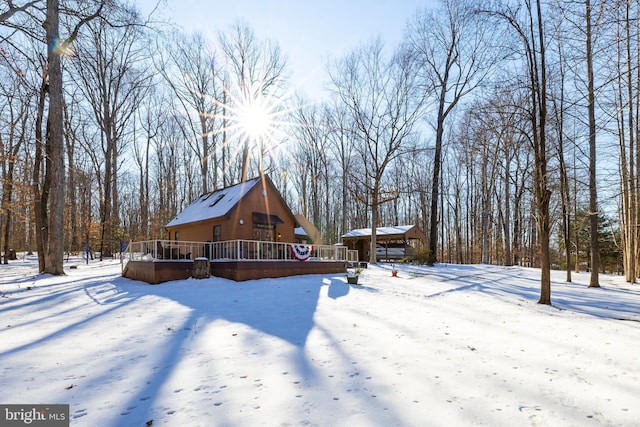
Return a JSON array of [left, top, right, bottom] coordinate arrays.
[[341, 225, 426, 261]]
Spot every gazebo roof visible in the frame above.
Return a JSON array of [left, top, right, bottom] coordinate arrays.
[[342, 225, 419, 239]]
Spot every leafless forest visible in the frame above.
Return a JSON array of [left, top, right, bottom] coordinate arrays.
[[1, 1, 639, 295]]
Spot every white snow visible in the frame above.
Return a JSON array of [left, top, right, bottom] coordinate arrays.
[[1, 255, 639, 427]]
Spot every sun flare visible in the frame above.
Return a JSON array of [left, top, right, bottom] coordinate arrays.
[[199, 78, 310, 179], [238, 98, 272, 140]]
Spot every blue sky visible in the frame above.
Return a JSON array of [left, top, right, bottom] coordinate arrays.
[[140, 0, 436, 97]]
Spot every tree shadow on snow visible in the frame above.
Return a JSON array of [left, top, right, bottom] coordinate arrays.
[[105, 273, 333, 425], [426, 264, 640, 321], [1, 269, 327, 424]]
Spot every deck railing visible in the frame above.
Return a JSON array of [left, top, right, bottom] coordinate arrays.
[[125, 240, 358, 264]]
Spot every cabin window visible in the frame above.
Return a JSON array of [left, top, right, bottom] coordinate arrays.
[[213, 225, 221, 242], [174, 231, 179, 241]]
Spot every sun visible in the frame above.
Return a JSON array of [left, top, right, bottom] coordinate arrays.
[[237, 97, 272, 140]]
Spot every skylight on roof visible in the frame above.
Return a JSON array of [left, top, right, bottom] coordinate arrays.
[[209, 194, 225, 207]]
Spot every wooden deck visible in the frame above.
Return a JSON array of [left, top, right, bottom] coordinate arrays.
[[123, 259, 347, 284], [123, 260, 194, 284], [210, 260, 346, 281], [122, 240, 355, 283]]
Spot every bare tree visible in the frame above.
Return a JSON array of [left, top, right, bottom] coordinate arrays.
[[553, 0, 616, 283], [1, 0, 106, 273], [584, 0, 602, 287], [325, 100, 358, 238], [159, 31, 221, 193], [132, 84, 166, 240], [153, 111, 189, 230], [0, 1, 40, 24], [0, 51, 31, 263], [613, 0, 640, 283], [462, 105, 502, 264], [484, 0, 553, 304], [329, 38, 425, 263], [547, 2, 574, 282], [290, 98, 332, 237], [70, 5, 151, 258], [43, 0, 66, 274], [405, 0, 499, 265], [218, 20, 287, 183]]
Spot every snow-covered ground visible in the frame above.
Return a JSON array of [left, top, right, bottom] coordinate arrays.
[[1, 254, 639, 427]]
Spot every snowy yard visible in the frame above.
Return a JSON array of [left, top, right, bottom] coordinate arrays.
[[1, 255, 639, 426]]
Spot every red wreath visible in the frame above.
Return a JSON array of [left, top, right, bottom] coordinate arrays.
[[290, 244, 313, 261]]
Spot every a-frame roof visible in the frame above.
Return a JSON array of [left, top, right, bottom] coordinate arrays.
[[166, 177, 262, 228]]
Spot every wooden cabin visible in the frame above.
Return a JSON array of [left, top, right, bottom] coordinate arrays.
[[123, 175, 354, 283]]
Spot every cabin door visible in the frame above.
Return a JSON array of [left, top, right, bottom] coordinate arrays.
[[253, 225, 275, 242], [253, 225, 275, 259]]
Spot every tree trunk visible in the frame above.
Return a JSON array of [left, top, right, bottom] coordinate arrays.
[[33, 63, 47, 272], [586, 0, 601, 287], [369, 184, 378, 264], [1, 162, 12, 264], [534, 0, 551, 304], [43, 0, 65, 275], [200, 122, 209, 192], [620, 0, 637, 283], [64, 104, 79, 252], [503, 151, 513, 267], [111, 130, 119, 240], [538, 197, 552, 303], [454, 178, 463, 264], [480, 154, 490, 264], [427, 113, 445, 265], [222, 89, 229, 187], [100, 144, 113, 259]]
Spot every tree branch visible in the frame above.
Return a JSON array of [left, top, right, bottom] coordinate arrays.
[[0, 0, 40, 23]]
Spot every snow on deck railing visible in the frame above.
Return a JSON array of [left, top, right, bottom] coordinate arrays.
[[125, 240, 358, 263]]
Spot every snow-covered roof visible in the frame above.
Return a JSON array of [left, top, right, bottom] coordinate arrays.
[[342, 225, 416, 239], [166, 178, 261, 228]]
